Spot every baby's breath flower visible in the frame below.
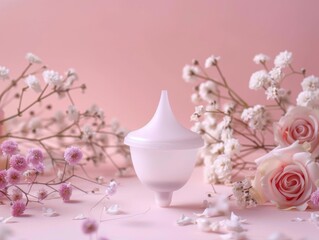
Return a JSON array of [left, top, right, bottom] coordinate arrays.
[[274, 50, 292, 68], [6, 168, 21, 185], [67, 105, 79, 122], [204, 55, 220, 68], [25, 53, 42, 64], [0, 66, 9, 80], [82, 218, 98, 235], [269, 67, 283, 83], [249, 70, 270, 90], [81, 125, 95, 142], [301, 75, 319, 91], [182, 65, 200, 83], [253, 53, 270, 64], [1, 140, 19, 156], [25, 75, 42, 93], [296, 90, 319, 109], [42, 70, 63, 87], [0, 170, 8, 190], [11, 200, 26, 217], [64, 146, 83, 166], [59, 183, 72, 202], [199, 81, 218, 102]]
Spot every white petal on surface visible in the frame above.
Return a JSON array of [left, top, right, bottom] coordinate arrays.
[[42, 207, 59, 217], [194, 207, 220, 217], [196, 218, 212, 232], [105, 204, 122, 215], [220, 232, 248, 240], [291, 217, 305, 222], [267, 232, 292, 240], [176, 215, 194, 226], [1, 216, 13, 224], [73, 213, 86, 220], [230, 212, 247, 224], [309, 212, 319, 222]]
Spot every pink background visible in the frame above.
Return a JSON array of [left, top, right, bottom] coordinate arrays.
[[0, 0, 319, 129]]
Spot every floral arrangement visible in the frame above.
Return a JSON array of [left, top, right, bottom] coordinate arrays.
[[183, 51, 319, 210], [0, 53, 131, 217]]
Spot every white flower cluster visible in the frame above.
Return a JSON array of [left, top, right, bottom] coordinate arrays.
[[250, 51, 292, 103], [241, 105, 269, 130], [184, 51, 316, 185], [297, 75, 319, 109]]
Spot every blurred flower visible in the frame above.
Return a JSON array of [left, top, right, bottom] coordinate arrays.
[[1, 140, 19, 157], [205, 55, 220, 68], [25, 75, 42, 93], [82, 218, 98, 235], [6, 168, 21, 185], [310, 189, 319, 206], [0, 170, 7, 190], [59, 183, 72, 202], [64, 146, 83, 166], [10, 188, 23, 202], [182, 65, 200, 83], [42, 70, 63, 87], [37, 188, 48, 201], [67, 105, 79, 122], [11, 200, 26, 217], [25, 52, 42, 64], [9, 154, 28, 172], [0, 66, 9, 80], [199, 81, 218, 102], [26, 148, 44, 166]]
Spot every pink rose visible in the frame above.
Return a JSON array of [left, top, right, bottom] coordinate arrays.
[[274, 106, 319, 157], [253, 142, 319, 210]]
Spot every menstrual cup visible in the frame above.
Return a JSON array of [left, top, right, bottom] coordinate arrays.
[[124, 90, 203, 207]]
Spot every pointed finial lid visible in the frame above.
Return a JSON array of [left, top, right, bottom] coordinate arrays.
[[124, 90, 204, 150]]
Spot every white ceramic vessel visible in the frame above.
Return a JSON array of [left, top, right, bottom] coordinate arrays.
[[124, 90, 203, 207]]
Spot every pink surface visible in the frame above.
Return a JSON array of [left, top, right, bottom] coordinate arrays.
[[0, 166, 318, 240], [0, 1, 319, 129]]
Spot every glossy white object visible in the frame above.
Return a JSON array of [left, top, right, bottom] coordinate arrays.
[[124, 90, 203, 207]]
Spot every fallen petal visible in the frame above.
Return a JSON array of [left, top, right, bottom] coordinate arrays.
[[1, 216, 13, 224], [105, 204, 122, 215], [267, 232, 291, 240], [176, 215, 194, 226], [291, 217, 305, 222], [196, 218, 211, 232], [42, 207, 59, 217], [220, 232, 247, 240], [73, 213, 86, 220]]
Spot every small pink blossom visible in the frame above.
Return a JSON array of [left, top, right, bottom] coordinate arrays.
[[26, 148, 44, 166], [11, 200, 26, 217], [33, 162, 44, 173], [6, 168, 21, 185], [9, 154, 28, 172], [59, 183, 72, 202], [1, 140, 18, 156], [37, 188, 48, 201], [64, 146, 83, 166], [10, 188, 23, 202], [311, 189, 319, 206], [0, 170, 7, 190], [82, 218, 98, 235]]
